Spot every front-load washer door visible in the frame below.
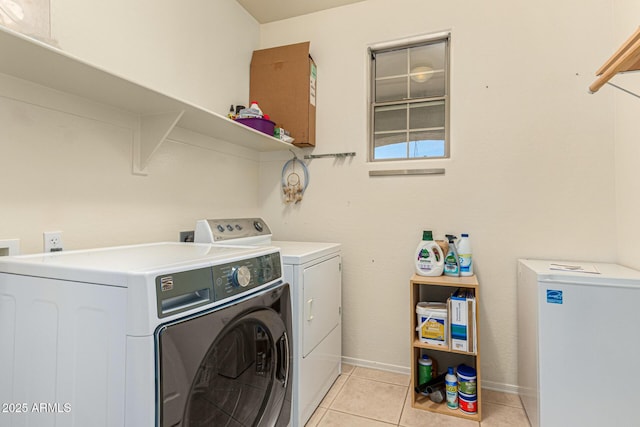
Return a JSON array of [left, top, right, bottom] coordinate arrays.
[[157, 283, 292, 427]]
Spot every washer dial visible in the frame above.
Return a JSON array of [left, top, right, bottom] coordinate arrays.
[[231, 266, 251, 287]]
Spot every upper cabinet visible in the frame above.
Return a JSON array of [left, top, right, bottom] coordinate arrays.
[[0, 26, 294, 174], [590, 27, 640, 94]]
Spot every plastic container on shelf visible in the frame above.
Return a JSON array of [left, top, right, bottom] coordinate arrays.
[[249, 100, 264, 116], [415, 230, 444, 276], [457, 233, 473, 276], [417, 355, 433, 391], [445, 367, 459, 410], [456, 364, 477, 395], [235, 117, 276, 136], [458, 391, 477, 414], [444, 234, 460, 277], [415, 302, 448, 346]]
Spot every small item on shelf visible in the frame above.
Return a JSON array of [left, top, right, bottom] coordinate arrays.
[[415, 302, 448, 347], [445, 367, 459, 410], [227, 104, 235, 119], [415, 372, 447, 403], [235, 105, 245, 115], [456, 364, 477, 395], [444, 234, 460, 277], [458, 233, 473, 276], [235, 117, 275, 136], [274, 127, 295, 144], [459, 391, 477, 414], [457, 364, 478, 414], [417, 355, 432, 393], [249, 100, 263, 116], [415, 230, 445, 276]]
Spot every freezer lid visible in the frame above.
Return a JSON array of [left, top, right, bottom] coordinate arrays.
[[518, 259, 640, 287]]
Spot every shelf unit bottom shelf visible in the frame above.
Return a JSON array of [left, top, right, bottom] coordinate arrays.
[[412, 392, 480, 422]]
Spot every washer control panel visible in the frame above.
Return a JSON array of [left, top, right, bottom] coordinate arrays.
[[194, 218, 271, 243], [155, 251, 282, 318], [212, 251, 282, 301]]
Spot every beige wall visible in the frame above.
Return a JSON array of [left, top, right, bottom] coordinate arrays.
[[613, 0, 640, 270], [1, 0, 633, 393], [0, 0, 261, 254], [258, 0, 618, 390]]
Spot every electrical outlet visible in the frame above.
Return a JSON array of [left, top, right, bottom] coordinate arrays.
[[43, 231, 63, 252], [180, 230, 195, 242]]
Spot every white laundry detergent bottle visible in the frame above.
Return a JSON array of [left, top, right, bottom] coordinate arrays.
[[457, 233, 473, 276], [415, 230, 444, 276]]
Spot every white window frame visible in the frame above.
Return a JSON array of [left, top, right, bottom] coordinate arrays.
[[368, 31, 451, 163]]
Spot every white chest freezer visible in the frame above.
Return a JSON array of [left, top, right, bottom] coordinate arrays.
[[517, 259, 640, 427]]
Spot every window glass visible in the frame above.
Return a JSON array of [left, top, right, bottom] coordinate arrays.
[[370, 34, 449, 162]]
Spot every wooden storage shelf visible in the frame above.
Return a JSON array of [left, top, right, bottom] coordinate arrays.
[[409, 273, 481, 422], [0, 26, 294, 175]]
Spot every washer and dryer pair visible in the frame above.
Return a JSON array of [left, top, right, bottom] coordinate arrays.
[[0, 242, 292, 426]]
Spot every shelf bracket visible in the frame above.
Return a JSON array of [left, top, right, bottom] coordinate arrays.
[[589, 27, 640, 93], [133, 110, 184, 175], [605, 81, 640, 99]]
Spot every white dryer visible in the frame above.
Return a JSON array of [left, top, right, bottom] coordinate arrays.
[[195, 219, 342, 427]]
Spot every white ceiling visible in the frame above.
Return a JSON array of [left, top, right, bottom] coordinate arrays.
[[236, 0, 367, 24]]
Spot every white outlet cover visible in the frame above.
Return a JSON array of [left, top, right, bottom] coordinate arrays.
[[43, 231, 63, 252], [0, 238, 20, 255]]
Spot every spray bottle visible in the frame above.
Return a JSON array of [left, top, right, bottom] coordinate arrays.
[[443, 234, 460, 277]]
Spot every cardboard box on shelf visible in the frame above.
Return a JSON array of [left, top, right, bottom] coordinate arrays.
[[449, 288, 476, 353], [250, 41, 317, 147]]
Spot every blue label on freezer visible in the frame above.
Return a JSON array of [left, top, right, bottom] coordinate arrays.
[[546, 289, 563, 304]]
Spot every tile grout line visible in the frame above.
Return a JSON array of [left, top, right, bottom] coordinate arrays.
[[396, 385, 410, 426]]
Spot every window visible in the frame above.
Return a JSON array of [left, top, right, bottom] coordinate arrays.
[[369, 33, 450, 162]]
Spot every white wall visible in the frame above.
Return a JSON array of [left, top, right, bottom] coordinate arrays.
[[613, 0, 640, 270], [0, 0, 261, 254], [51, 0, 258, 114], [258, 0, 617, 389]]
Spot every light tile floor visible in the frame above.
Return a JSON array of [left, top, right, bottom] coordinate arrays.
[[305, 364, 530, 427]]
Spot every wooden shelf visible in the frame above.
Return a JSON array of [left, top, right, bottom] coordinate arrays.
[[412, 392, 480, 421], [590, 27, 640, 93], [409, 274, 481, 422], [0, 26, 294, 174], [412, 338, 477, 356]]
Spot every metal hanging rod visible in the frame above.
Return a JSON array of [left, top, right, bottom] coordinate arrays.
[[303, 152, 356, 159]]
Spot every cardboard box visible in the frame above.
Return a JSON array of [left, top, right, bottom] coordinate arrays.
[[450, 291, 469, 352], [250, 42, 317, 147], [449, 288, 477, 354]]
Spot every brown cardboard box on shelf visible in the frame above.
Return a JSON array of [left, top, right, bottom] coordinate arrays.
[[250, 41, 317, 147]]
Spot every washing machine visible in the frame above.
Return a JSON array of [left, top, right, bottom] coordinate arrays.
[[0, 242, 292, 427], [194, 218, 342, 427]]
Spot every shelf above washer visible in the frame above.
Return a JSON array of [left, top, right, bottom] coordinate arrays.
[[0, 26, 294, 174]]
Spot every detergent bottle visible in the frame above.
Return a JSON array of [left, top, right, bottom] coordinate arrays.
[[458, 233, 473, 276], [415, 231, 444, 276], [443, 234, 460, 277]]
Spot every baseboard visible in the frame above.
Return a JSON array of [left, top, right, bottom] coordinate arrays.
[[341, 356, 411, 375], [341, 356, 522, 396], [480, 379, 521, 395]]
